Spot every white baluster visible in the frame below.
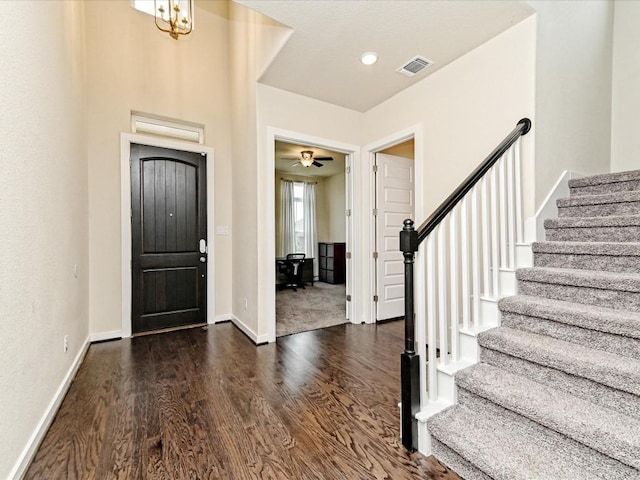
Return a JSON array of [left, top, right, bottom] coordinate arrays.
[[514, 139, 523, 243], [426, 233, 438, 401], [506, 147, 516, 269], [438, 221, 448, 367], [449, 208, 459, 362], [480, 176, 490, 297], [460, 198, 470, 330], [490, 165, 500, 298], [499, 157, 508, 269], [470, 187, 481, 327]]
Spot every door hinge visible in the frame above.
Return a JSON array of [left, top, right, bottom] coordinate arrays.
[[346, 166, 351, 174], [130, 208, 133, 219], [346, 294, 352, 302], [373, 251, 379, 259], [346, 252, 351, 259], [372, 165, 378, 173], [373, 295, 379, 302], [373, 208, 378, 216], [346, 208, 351, 217]]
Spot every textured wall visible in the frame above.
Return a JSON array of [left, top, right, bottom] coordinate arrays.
[[85, 1, 233, 334], [528, 0, 614, 204], [0, 1, 89, 476], [611, 0, 640, 172]]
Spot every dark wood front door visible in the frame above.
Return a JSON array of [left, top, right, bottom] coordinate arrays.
[[131, 144, 207, 334]]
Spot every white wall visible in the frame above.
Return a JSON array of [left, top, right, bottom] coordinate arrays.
[[611, 0, 640, 172], [363, 16, 537, 216], [0, 1, 88, 477], [527, 0, 614, 203], [256, 84, 362, 337], [230, 3, 293, 340], [85, 1, 233, 335]]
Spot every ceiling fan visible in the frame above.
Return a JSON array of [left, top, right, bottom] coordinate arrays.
[[282, 150, 334, 168]]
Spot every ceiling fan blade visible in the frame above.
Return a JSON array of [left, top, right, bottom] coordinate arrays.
[[312, 161, 323, 167], [280, 157, 299, 160], [314, 156, 333, 161]]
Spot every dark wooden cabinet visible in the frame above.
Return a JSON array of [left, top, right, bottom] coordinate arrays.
[[319, 242, 345, 284]]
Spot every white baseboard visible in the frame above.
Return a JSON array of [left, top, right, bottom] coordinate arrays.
[[230, 315, 270, 345], [10, 336, 90, 480], [524, 170, 584, 242], [213, 314, 232, 324], [89, 330, 122, 342]]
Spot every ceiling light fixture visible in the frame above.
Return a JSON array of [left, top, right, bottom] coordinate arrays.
[[300, 150, 314, 167], [360, 52, 378, 66], [154, 0, 194, 40]]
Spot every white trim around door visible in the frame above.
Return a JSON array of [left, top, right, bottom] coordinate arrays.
[[362, 124, 424, 323], [120, 133, 215, 338], [264, 127, 360, 342]]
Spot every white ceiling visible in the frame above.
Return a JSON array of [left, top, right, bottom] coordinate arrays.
[[235, 0, 534, 112], [275, 141, 346, 177]]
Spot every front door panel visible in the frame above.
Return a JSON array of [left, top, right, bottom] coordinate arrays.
[[131, 144, 207, 334]]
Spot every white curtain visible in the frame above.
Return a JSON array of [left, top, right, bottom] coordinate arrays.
[[303, 182, 318, 278], [280, 179, 296, 257]]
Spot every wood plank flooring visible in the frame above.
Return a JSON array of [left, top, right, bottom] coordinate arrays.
[[25, 321, 460, 479]]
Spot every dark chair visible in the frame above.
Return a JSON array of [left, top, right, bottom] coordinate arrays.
[[277, 253, 306, 291]]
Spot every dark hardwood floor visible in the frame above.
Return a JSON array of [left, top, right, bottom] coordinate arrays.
[[26, 321, 460, 479]]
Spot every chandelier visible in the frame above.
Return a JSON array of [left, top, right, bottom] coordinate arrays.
[[154, 0, 194, 40]]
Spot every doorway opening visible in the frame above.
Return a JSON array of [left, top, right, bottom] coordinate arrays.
[[275, 141, 349, 337]]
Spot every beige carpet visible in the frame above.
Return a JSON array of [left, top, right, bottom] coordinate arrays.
[[276, 282, 347, 337]]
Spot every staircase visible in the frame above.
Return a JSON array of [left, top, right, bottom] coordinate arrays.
[[427, 170, 640, 479]]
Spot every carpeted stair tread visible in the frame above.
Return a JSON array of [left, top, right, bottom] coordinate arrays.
[[431, 438, 493, 480], [558, 190, 640, 207], [499, 295, 640, 338], [532, 241, 640, 272], [428, 404, 619, 480], [545, 214, 640, 229], [569, 169, 640, 189], [478, 327, 640, 396], [480, 348, 640, 418], [517, 267, 640, 292], [456, 363, 640, 469], [532, 241, 640, 256], [556, 190, 640, 217]]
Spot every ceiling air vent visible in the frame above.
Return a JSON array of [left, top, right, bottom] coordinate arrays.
[[396, 55, 433, 77]]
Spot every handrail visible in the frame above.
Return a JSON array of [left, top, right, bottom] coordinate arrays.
[[416, 118, 531, 245], [398, 118, 532, 452]]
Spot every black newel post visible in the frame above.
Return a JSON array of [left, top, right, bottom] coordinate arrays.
[[399, 218, 420, 451]]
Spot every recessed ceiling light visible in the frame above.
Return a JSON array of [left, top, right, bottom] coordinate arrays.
[[360, 52, 378, 66]]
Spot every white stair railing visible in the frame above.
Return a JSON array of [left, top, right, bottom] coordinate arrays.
[[399, 119, 532, 453]]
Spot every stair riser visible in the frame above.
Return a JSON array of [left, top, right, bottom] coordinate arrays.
[[533, 252, 640, 273], [558, 201, 640, 218], [430, 438, 493, 480], [545, 225, 640, 242], [500, 311, 640, 360], [518, 279, 640, 312], [570, 179, 640, 196], [479, 348, 640, 418], [455, 388, 640, 478]]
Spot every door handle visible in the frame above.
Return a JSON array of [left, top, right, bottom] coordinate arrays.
[[199, 239, 207, 254], [200, 257, 206, 263]]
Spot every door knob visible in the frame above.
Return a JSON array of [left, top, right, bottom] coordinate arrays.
[[200, 257, 206, 263]]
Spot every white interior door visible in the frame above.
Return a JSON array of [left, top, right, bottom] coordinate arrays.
[[376, 153, 414, 320]]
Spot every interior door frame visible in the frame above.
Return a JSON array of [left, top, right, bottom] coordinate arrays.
[[120, 133, 215, 338], [265, 127, 359, 342], [363, 124, 424, 323]]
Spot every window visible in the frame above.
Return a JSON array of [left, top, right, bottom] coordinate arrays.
[[293, 182, 305, 252]]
